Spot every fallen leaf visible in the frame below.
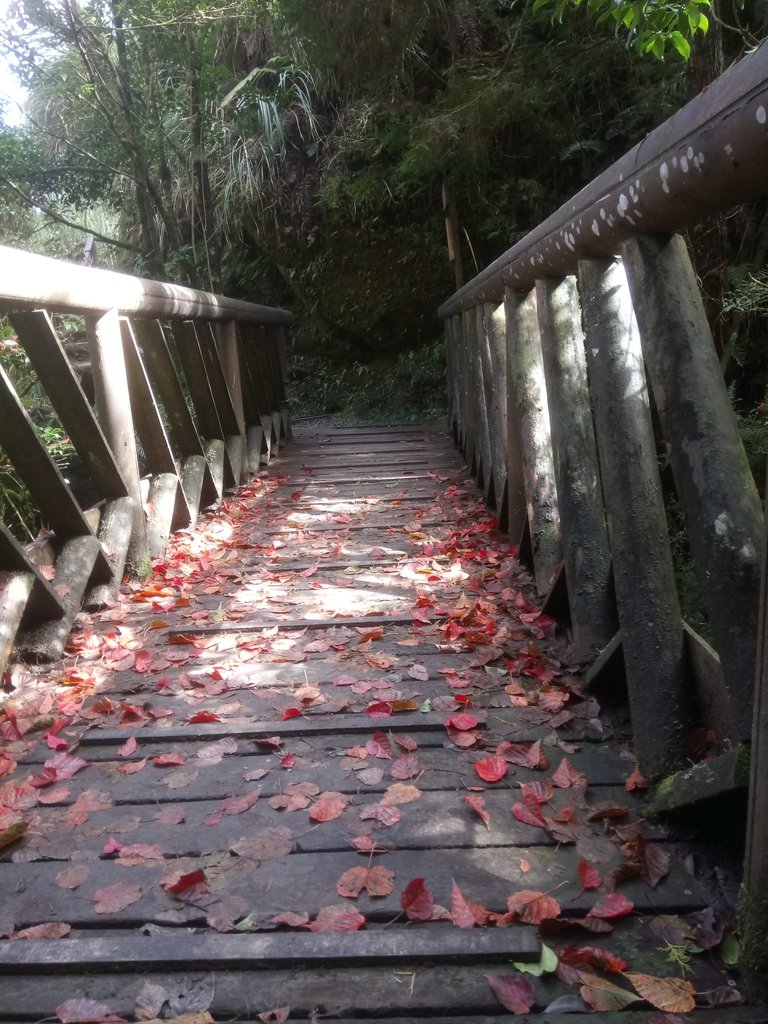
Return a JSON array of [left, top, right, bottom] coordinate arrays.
[[231, 826, 294, 861], [336, 865, 395, 898], [445, 713, 478, 731], [401, 878, 434, 921], [474, 755, 508, 783], [306, 904, 365, 932], [309, 792, 349, 822], [624, 973, 695, 1013], [465, 794, 490, 829], [451, 880, 490, 927], [587, 893, 634, 919], [93, 882, 144, 914], [485, 974, 535, 1013], [359, 802, 401, 826], [161, 868, 208, 902], [56, 864, 90, 889], [12, 922, 71, 940], [390, 753, 419, 780], [506, 890, 561, 924], [552, 757, 587, 787], [578, 859, 602, 892], [560, 946, 628, 973], [580, 973, 638, 1011], [56, 998, 126, 1023]]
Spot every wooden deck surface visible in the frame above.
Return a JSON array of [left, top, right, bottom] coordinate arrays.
[[0, 424, 759, 1022]]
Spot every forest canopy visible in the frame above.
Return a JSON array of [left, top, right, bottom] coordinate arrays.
[[0, 0, 764, 361]]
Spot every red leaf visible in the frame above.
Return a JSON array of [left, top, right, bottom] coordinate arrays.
[[625, 767, 652, 791], [401, 878, 434, 921], [188, 710, 221, 723], [465, 794, 490, 829], [117, 736, 137, 758], [56, 998, 126, 1023], [366, 732, 392, 760], [587, 893, 634, 919], [445, 713, 479, 731], [525, 739, 549, 770], [44, 752, 89, 780], [506, 890, 561, 924], [578, 859, 602, 891], [365, 701, 392, 718], [151, 752, 185, 767], [306, 904, 365, 932], [560, 946, 628, 973], [485, 974, 535, 1014], [281, 708, 301, 720], [451, 880, 490, 927], [474, 755, 508, 783], [132, 649, 152, 673], [390, 753, 419, 780], [359, 802, 401, 826], [552, 757, 587, 788], [280, 753, 297, 769], [12, 921, 71, 940], [512, 799, 548, 829], [309, 792, 349, 822], [519, 780, 553, 804], [161, 868, 208, 901]]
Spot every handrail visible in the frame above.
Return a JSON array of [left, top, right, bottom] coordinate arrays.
[[0, 246, 293, 324], [0, 247, 293, 673], [439, 40, 768, 964], [439, 39, 768, 317]]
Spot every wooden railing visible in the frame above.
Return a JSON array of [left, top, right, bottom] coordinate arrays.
[[439, 39, 768, 963], [0, 247, 292, 674], [440, 40, 768, 777]]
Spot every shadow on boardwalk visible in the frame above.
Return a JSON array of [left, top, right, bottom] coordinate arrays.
[[0, 423, 756, 1022]]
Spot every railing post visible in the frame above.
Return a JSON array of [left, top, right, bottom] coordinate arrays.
[[621, 233, 763, 741], [445, 315, 461, 441], [742, 469, 768, 972], [505, 287, 561, 595], [536, 276, 617, 661], [472, 306, 494, 498], [504, 287, 529, 544], [460, 308, 478, 473], [86, 309, 150, 578], [578, 257, 691, 776], [480, 301, 509, 525]]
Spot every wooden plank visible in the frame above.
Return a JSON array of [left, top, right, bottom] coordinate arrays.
[[17, 786, 666, 863], [0, 927, 539, 973], [0, 524, 64, 623], [0, 847, 707, 930], [9, 310, 129, 499], [121, 317, 179, 476], [167, 611, 451, 637], [0, 362, 96, 541]]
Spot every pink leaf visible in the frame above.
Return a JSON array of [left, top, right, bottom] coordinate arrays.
[[401, 878, 434, 921], [486, 974, 535, 1014]]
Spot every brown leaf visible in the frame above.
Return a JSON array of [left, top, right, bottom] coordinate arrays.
[[55, 864, 90, 889], [56, 998, 126, 1023], [359, 802, 401, 826], [505, 890, 561, 924], [381, 782, 421, 805], [12, 922, 71, 940], [580, 973, 638, 1011], [154, 805, 186, 825], [93, 882, 144, 914], [309, 792, 350, 822], [336, 865, 395, 898], [231, 826, 295, 861], [624, 973, 696, 1013]]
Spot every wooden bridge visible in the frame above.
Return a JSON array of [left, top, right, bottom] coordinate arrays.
[[0, 40, 768, 1024]]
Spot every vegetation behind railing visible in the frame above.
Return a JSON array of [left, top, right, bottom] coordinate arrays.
[[0, 247, 292, 676], [438, 42, 768, 967]]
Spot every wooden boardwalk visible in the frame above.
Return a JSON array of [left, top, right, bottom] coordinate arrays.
[[0, 424, 758, 1021]]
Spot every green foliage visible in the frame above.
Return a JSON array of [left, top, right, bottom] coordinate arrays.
[[0, 337, 75, 539], [665, 493, 711, 640], [290, 338, 447, 423], [528, 0, 710, 58]]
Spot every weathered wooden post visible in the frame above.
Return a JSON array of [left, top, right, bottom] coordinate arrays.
[[461, 308, 478, 473], [579, 257, 691, 776], [86, 309, 150, 577], [505, 287, 561, 595], [742, 469, 768, 972], [504, 287, 529, 545], [622, 234, 763, 741], [480, 301, 509, 524], [473, 305, 494, 498], [536, 276, 617, 661]]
